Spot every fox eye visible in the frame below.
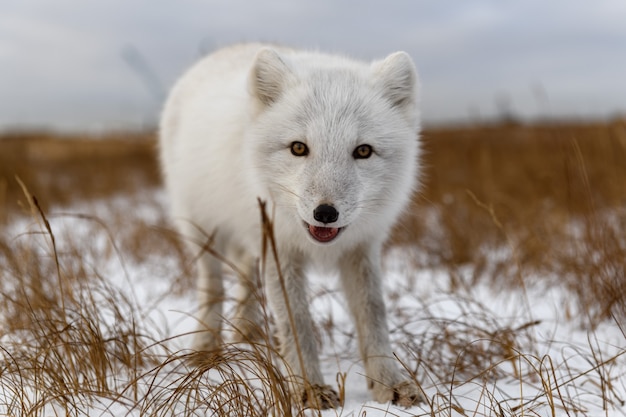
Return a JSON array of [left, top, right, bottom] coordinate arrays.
[[353, 144, 373, 159], [290, 141, 309, 156]]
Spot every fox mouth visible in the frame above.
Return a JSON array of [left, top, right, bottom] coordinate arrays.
[[305, 222, 343, 243]]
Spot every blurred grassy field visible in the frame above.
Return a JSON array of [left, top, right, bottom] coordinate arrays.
[[0, 130, 159, 220], [3, 120, 625, 213], [3, 120, 625, 218], [2, 121, 625, 323], [1, 120, 625, 415]]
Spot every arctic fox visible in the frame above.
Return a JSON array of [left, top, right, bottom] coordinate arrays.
[[159, 43, 422, 408]]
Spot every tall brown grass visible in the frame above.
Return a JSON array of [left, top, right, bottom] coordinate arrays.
[[1, 119, 625, 415], [0, 130, 160, 221], [393, 119, 626, 324]]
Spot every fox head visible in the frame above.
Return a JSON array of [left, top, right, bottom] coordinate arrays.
[[246, 48, 421, 247]]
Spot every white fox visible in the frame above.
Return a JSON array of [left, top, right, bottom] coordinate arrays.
[[159, 43, 422, 408]]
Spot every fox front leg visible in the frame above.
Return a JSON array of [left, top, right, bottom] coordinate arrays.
[[264, 254, 340, 409], [339, 245, 423, 407]]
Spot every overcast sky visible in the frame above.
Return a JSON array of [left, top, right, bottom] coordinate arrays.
[[1, 0, 625, 131]]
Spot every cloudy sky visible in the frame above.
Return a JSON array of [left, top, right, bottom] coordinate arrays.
[[1, 0, 625, 131]]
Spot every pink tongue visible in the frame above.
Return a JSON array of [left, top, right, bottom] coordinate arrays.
[[308, 225, 339, 242]]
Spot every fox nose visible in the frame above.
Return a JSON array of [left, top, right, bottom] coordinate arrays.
[[313, 204, 339, 224]]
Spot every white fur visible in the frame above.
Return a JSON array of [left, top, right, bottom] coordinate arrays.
[[159, 43, 422, 408]]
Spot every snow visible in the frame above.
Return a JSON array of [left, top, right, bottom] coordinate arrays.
[[2, 189, 625, 416]]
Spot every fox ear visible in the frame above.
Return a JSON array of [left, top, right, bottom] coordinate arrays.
[[250, 48, 293, 106], [372, 51, 419, 109]]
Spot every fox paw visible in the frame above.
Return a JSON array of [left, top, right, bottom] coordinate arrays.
[[372, 380, 424, 407], [301, 384, 341, 410]]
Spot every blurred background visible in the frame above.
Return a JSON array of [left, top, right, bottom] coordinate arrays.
[[1, 0, 625, 132]]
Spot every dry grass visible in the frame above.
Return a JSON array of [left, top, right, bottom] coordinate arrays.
[[1, 119, 625, 415], [393, 119, 626, 324], [0, 130, 160, 221]]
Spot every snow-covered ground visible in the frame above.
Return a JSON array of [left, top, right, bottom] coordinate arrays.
[[2, 189, 625, 416]]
